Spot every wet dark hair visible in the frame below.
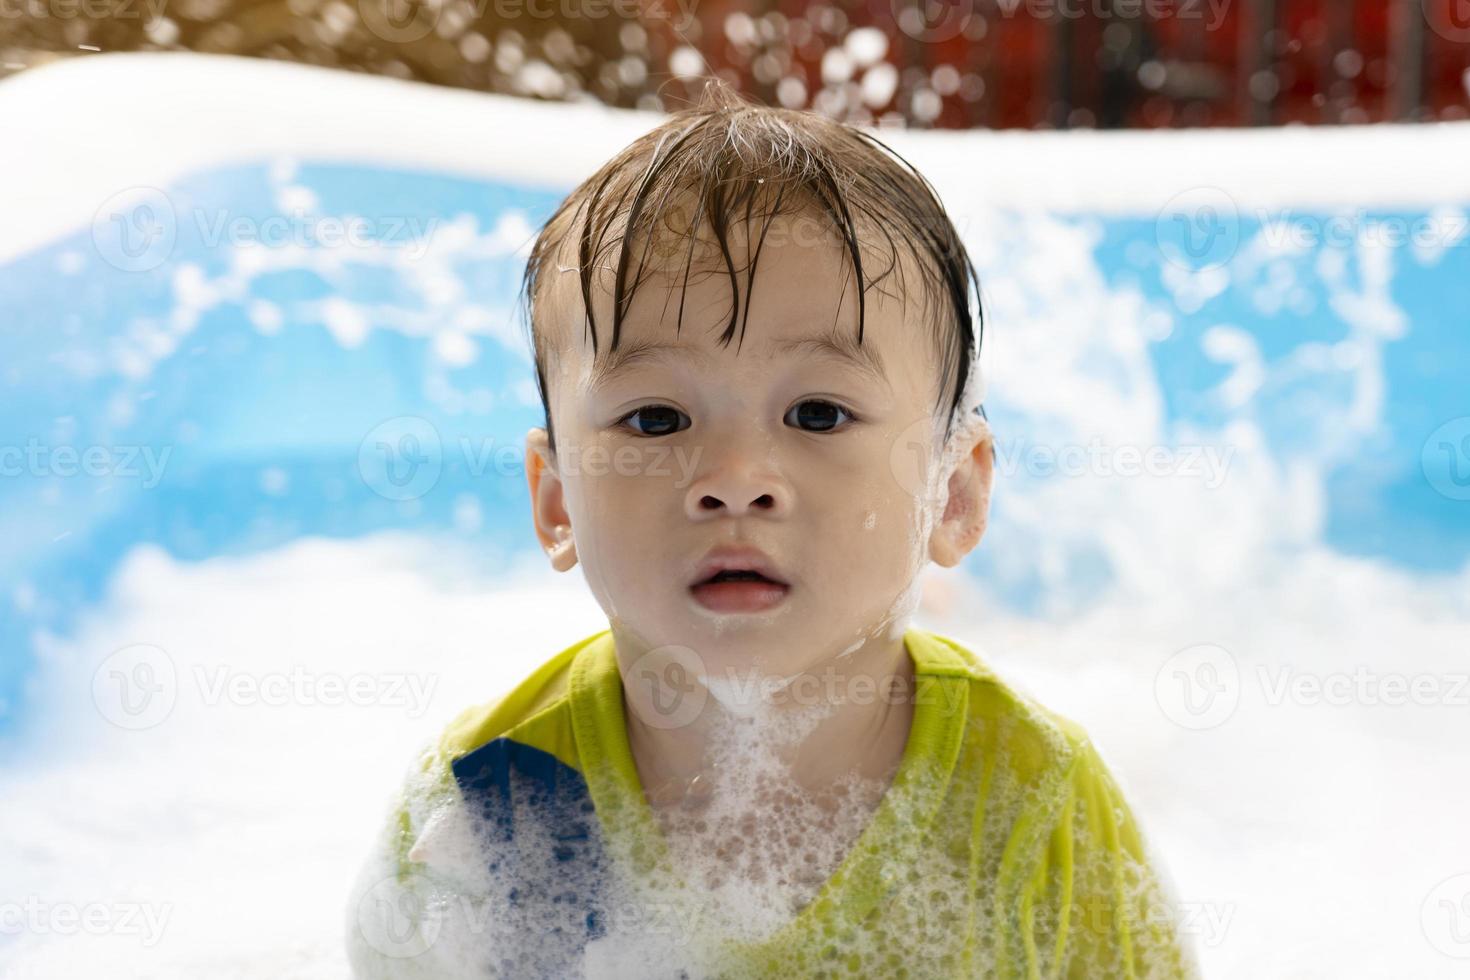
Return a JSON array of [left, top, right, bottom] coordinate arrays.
[[517, 76, 987, 455]]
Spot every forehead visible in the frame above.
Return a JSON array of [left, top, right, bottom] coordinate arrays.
[[586, 324, 892, 397], [550, 207, 931, 395]]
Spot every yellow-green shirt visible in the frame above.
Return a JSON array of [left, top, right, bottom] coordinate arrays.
[[347, 626, 1201, 979]]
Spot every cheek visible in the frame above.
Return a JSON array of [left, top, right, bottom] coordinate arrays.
[[575, 474, 642, 544], [870, 499, 931, 569], [567, 471, 673, 592], [816, 477, 930, 577]]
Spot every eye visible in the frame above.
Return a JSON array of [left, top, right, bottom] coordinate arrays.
[[785, 399, 857, 433], [615, 404, 690, 437]]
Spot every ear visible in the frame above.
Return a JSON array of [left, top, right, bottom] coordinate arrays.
[[526, 427, 578, 572], [927, 421, 995, 569]]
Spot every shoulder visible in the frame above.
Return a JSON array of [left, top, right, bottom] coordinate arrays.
[[432, 627, 609, 766], [349, 629, 616, 977], [910, 626, 1097, 788], [921, 632, 1155, 862], [382, 628, 612, 872], [912, 635, 1201, 976]]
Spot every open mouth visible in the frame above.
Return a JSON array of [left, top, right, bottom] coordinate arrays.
[[689, 569, 790, 613]]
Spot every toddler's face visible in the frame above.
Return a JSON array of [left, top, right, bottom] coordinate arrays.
[[527, 212, 991, 676]]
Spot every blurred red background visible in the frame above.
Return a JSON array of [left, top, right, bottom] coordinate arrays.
[[3, 0, 1468, 127]]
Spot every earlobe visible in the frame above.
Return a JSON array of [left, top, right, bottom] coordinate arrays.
[[927, 429, 994, 569], [547, 525, 578, 572], [525, 427, 579, 572]]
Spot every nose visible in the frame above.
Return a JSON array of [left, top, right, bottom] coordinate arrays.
[[683, 439, 792, 521]]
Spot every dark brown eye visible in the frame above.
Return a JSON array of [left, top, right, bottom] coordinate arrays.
[[786, 400, 854, 433], [617, 405, 689, 437]]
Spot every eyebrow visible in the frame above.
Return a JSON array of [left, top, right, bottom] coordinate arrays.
[[587, 328, 891, 395]]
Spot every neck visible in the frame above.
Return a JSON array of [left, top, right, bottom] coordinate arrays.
[[617, 628, 918, 809]]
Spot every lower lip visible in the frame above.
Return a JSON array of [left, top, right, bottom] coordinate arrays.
[[689, 579, 790, 613]]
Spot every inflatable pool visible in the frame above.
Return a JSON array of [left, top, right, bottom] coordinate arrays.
[[2, 51, 1468, 977]]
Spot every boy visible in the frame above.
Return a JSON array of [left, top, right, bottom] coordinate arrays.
[[347, 79, 1201, 979]]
